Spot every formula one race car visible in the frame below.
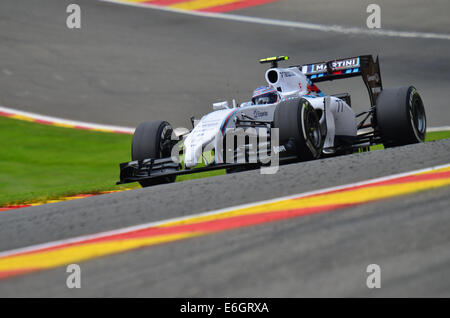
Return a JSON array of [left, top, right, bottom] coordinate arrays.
[[118, 55, 427, 187]]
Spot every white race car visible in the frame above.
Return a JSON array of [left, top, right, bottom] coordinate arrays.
[[118, 55, 426, 187]]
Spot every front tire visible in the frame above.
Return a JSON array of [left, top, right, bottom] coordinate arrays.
[[376, 86, 426, 147], [132, 120, 176, 187], [273, 98, 323, 160]]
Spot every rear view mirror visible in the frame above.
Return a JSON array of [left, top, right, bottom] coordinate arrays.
[[213, 101, 229, 110]]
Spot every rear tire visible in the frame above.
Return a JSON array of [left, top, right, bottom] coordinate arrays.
[[376, 86, 426, 147], [273, 98, 323, 160], [131, 120, 176, 187]]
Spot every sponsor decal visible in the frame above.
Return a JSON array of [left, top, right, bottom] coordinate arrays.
[[331, 58, 360, 70], [307, 63, 326, 73], [253, 110, 269, 118], [305, 57, 360, 74], [279, 71, 295, 78]]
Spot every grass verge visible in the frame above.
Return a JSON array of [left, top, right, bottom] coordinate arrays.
[[369, 130, 450, 151], [0, 116, 137, 206], [0, 115, 449, 206]]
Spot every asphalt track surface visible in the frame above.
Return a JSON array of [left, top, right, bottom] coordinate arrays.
[[0, 0, 450, 297], [1, 139, 450, 297], [1, 0, 450, 128]]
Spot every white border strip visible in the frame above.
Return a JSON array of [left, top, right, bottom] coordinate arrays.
[[101, 0, 450, 41], [427, 126, 450, 132], [0, 106, 135, 134], [1, 162, 449, 258]]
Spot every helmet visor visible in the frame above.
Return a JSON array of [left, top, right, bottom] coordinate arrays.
[[252, 92, 278, 105]]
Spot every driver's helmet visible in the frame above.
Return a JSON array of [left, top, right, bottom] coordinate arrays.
[[251, 86, 278, 105]]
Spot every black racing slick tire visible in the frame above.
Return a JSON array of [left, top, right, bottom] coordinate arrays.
[[273, 98, 323, 160], [376, 86, 426, 148], [131, 120, 176, 187]]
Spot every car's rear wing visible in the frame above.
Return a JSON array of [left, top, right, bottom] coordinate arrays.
[[299, 55, 383, 107]]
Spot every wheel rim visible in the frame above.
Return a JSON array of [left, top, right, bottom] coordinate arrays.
[[410, 95, 426, 136], [159, 124, 176, 182], [159, 124, 173, 158], [306, 111, 322, 148]]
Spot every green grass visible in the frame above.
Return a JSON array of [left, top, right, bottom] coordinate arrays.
[[0, 116, 224, 206], [0, 116, 137, 206], [0, 115, 449, 206], [426, 130, 450, 142], [369, 130, 450, 151]]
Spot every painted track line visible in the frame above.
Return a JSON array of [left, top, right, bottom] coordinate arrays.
[[427, 126, 450, 132], [102, 0, 450, 41], [0, 105, 134, 134], [0, 163, 449, 279], [0, 188, 135, 212]]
